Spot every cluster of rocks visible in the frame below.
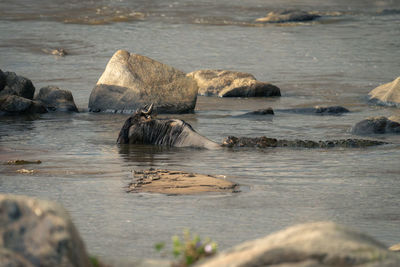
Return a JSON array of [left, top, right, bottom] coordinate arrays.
[[1, 194, 399, 267], [88, 50, 281, 114], [0, 69, 78, 116]]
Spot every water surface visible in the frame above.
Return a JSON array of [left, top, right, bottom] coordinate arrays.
[[1, 0, 400, 260]]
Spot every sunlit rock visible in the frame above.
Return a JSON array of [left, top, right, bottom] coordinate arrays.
[[187, 69, 280, 97], [369, 77, 400, 107], [89, 50, 198, 113]]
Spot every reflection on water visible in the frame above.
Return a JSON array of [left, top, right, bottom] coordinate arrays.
[[0, 0, 400, 260]]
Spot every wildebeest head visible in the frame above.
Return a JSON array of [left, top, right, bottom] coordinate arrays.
[[117, 104, 155, 144], [116, 104, 220, 149]]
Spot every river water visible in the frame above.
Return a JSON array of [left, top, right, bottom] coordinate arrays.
[[1, 0, 400, 260]]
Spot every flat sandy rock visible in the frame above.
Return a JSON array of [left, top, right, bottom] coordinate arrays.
[[127, 169, 238, 195]]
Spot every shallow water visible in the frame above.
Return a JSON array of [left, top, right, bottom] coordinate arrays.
[[1, 0, 400, 260]]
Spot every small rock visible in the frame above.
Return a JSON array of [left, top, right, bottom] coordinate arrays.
[[36, 86, 78, 112], [255, 10, 321, 23], [352, 116, 400, 135], [390, 243, 400, 252]]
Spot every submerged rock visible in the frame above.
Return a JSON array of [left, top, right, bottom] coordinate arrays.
[[187, 69, 280, 97], [352, 116, 400, 135], [198, 221, 400, 267], [0, 194, 92, 267], [0, 71, 35, 100], [369, 77, 400, 107], [117, 104, 220, 149], [0, 95, 47, 115], [127, 169, 238, 195], [279, 105, 349, 115], [222, 135, 386, 148], [245, 108, 274, 115], [36, 86, 78, 112], [89, 50, 198, 113], [255, 10, 321, 23]]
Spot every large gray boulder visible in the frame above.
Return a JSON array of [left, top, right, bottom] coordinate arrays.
[[352, 116, 400, 135], [89, 50, 198, 113], [197, 222, 400, 267], [255, 10, 320, 23], [0, 71, 36, 100], [36, 86, 78, 112], [0, 194, 92, 267], [369, 77, 400, 107], [187, 70, 281, 97], [0, 95, 47, 115]]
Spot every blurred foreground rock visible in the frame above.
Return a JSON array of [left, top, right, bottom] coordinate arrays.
[[89, 50, 198, 113], [187, 70, 280, 97], [0, 194, 92, 267], [197, 221, 400, 267]]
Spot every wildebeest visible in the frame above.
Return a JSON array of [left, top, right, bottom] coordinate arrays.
[[117, 104, 221, 149]]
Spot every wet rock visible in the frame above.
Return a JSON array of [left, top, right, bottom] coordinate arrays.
[[197, 221, 400, 267], [127, 169, 238, 195], [352, 116, 400, 135], [0, 71, 35, 100], [222, 135, 386, 148], [89, 50, 198, 114], [279, 105, 349, 115], [0, 194, 92, 267], [255, 10, 321, 23], [117, 104, 220, 149], [36, 86, 78, 112], [0, 95, 47, 115], [369, 77, 400, 107], [0, 69, 6, 91], [187, 70, 280, 97]]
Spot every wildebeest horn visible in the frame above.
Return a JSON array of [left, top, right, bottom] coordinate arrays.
[[141, 103, 154, 116]]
